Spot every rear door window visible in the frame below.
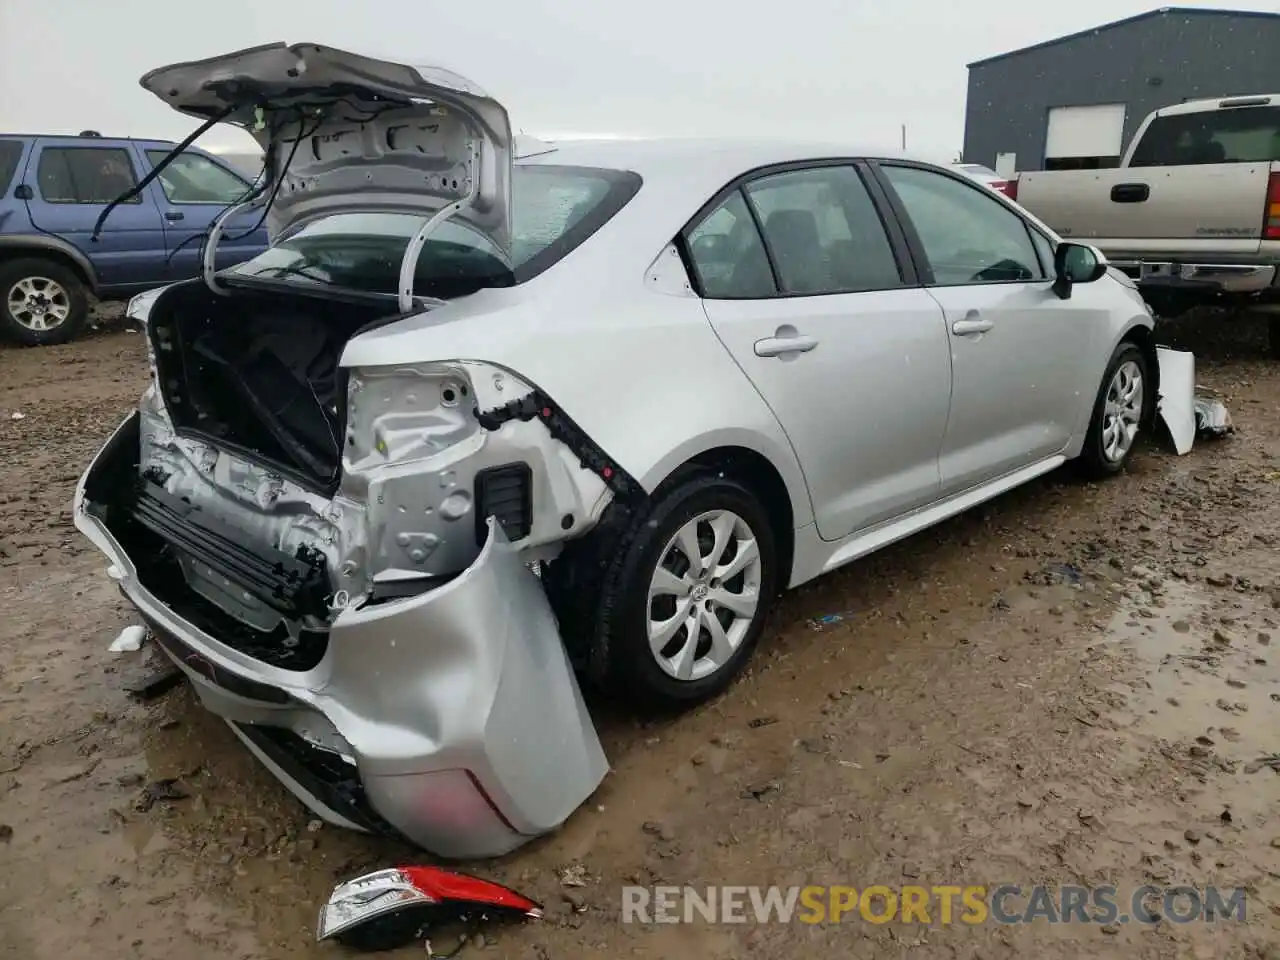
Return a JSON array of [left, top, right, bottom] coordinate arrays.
[[36, 147, 142, 204], [685, 191, 776, 298], [1129, 105, 1280, 166], [744, 165, 903, 295]]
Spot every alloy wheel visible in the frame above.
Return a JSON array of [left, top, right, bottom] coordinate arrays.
[[646, 509, 763, 681]]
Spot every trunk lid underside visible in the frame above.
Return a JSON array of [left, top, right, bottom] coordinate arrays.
[[140, 42, 513, 250]]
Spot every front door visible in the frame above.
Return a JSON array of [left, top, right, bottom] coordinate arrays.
[[686, 163, 953, 542], [873, 162, 1091, 494], [135, 146, 268, 278]]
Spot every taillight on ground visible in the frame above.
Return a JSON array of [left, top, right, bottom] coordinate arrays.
[[1265, 172, 1280, 240]]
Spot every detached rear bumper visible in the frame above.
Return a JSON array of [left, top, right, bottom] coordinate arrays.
[[74, 413, 608, 859]]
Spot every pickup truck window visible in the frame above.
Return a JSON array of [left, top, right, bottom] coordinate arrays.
[[0, 141, 22, 193], [145, 150, 249, 204], [1128, 106, 1280, 167], [37, 147, 142, 204], [881, 165, 1043, 286]]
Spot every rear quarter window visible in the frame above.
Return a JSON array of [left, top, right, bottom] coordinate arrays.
[[0, 140, 24, 193]]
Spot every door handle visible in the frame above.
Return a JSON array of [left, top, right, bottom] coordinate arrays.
[[951, 315, 994, 336], [1110, 183, 1150, 203], [754, 332, 819, 358], [164, 210, 185, 222]]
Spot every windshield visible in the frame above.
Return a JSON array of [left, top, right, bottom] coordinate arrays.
[[1128, 105, 1280, 166], [226, 164, 641, 299]]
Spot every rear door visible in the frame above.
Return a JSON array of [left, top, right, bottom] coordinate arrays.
[[872, 161, 1097, 494], [687, 161, 954, 541], [22, 138, 168, 290], [136, 145, 268, 278]]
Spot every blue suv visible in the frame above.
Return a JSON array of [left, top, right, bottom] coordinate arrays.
[[0, 134, 268, 345]]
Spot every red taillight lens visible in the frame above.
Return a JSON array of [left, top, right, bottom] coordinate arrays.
[[1265, 172, 1280, 241], [993, 179, 1018, 202]]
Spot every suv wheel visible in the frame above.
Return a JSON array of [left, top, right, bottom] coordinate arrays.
[[0, 258, 90, 346], [553, 470, 779, 710]]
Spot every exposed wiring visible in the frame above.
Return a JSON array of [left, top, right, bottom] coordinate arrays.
[[223, 106, 329, 243]]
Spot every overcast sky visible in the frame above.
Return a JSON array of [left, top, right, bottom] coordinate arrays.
[[1, 0, 1275, 160]]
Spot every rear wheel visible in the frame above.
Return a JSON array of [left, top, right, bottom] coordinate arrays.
[[0, 257, 89, 346], [550, 470, 779, 710], [1077, 342, 1148, 478]]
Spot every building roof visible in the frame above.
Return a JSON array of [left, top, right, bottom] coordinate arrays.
[[967, 7, 1280, 68]]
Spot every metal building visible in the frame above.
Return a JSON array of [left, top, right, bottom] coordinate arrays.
[[962, 7, 1280, 174]]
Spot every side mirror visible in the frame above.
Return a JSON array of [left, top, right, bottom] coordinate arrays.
[[1052, 241, 1109, 299]]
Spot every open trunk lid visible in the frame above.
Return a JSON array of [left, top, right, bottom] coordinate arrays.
[[140, 42, 512, 252]]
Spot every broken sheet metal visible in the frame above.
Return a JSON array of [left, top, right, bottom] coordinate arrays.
[[318, 866, 541, 952], [1156, 347, 1196, 455]]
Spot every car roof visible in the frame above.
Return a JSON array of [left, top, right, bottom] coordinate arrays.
[[520, 136, 921, 186]]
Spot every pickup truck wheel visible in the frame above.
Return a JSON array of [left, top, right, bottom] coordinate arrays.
[[0, 258, 89, 346], [551, 470, 779, 711], [1078, 342, 1149, 479]]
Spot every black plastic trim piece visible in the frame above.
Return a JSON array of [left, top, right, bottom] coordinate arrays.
[[144, 616, 291, 704], [474, 390, 644, 501], [474, 462, 533, 546], [231, 723, 399, 837]]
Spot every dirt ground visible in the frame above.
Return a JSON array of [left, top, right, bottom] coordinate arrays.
[[1, 306, 1278, 960]]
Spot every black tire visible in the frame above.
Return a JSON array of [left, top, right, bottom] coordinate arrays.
[[0, 257, 90, 346], [1269, 315, 1280, 361], [1077, 342, 1149, 479], [549, 469, 779, 711]]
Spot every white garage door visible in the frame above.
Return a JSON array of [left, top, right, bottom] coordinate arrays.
[[1044, 104, 1128, 159]]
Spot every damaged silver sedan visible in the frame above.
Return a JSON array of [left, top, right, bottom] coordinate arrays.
[[75, 42, 1159, 858]]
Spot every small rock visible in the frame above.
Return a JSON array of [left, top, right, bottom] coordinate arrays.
[[1101, 923, 1121, 935], [641, 821, 675, 843], [0, 824, 11, 843], [1048, 605, 1065, 617], [134, 778, 189, 813], [1016, 793, 1037, 809], [747, 716, 777, 729], [559, 864, 588, 887], [562, 891, 586, 912], [1220, 728, 1241, 742], [1270, 837, 1280, 849], [306, 819, 323, 833], [1189, 745, 1211, 758], [1167, 697, 1181, 707], [1226, 679, 1247, 689], [1213, 628, 1236, 646], [1184, 829, 1202, 845], [1219, 809, 1233, 824], [1206, 574, 1232, 587], [1259, 632, 1272, 645], [1172, 621, 1191, 634], [901, 862, 920, 879]]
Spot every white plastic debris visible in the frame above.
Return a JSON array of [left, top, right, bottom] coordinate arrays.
[[109, 625, 147, 653], [1156, 348, 1195, 455], [1194, 397, 1233, 438], [106, 564, 124, 581], [9, 411, 24, 421]]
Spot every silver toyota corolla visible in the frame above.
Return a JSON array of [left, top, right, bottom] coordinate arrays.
[[75, 43, 1158, 859]]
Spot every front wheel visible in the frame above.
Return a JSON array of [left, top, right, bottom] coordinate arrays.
[[0, 257, 90, 346], [1077, 342, 1149, 478], [557, 471, 780, 711]]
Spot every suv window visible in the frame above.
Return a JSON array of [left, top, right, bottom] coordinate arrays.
[[881, 165, 1042, 285], [145, 150, 249, 204], [745, 166, 902, 295], [1128, 105, 1280, 166], [37, 147, 141, 204], [0, 141, 24, 193], [686, 191, 776, 298]]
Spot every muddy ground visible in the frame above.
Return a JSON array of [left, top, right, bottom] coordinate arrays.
[[0, 307, 1278, 960]]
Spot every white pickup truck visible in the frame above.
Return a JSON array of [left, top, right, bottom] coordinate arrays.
[[1011, 95, 1280, 351]]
